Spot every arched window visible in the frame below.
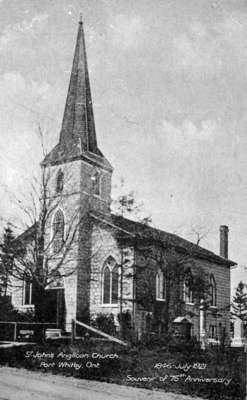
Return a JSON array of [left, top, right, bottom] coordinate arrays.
[[184, 272, 194, 304], [103, 265, 110, 304], [92, 171, 101, 196], [56, 169, 64, 193], [102, 257, 119, 304], [23, 277, 32, 305], [156, 269, 165, 300], [210, 274, 217, 306], [53, 210, 65, 253], [112, 265, 119, 304]]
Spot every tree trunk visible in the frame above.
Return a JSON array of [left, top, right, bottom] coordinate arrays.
[[33, 284, 47, 322], [32, 282, 47, 342]]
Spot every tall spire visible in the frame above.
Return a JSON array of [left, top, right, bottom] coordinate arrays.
[[59, 19, 98, 153], [42, 20, 112, 171]]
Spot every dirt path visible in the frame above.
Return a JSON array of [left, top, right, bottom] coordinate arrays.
[[0, 367, 204, 400]]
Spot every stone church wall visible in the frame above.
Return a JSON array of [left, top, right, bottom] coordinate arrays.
[[134, 245, 231, 340], [89, 223, 134, 327]]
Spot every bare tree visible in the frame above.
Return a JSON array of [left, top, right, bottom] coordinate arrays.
[[2, 126, 102, 326], [111, 184, 152, 339], [188, 223, 211, 246], [111, 178, 152, 225], [4, 168, 78, 323]]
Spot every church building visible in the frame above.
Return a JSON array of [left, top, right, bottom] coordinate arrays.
[[11, 20, 236, 343]]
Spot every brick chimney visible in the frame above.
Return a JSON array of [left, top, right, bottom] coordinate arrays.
[[220, 225, 229, 258]]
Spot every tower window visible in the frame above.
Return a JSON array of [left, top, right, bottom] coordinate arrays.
[[209, 274, 217, 306], [52, 210, 65, 253], [92, 171, 101, 196], [56, 169, 64, 193], [156, 269, 165, 300], [102, 257, 119, 305]]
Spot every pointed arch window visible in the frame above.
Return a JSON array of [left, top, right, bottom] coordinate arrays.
[[56, 169, 64, 193], [92, 171, 101, 196], [210, 274, 217, 307], [156, 269, 166, 300], [103, 266, 110, 304], [111, 265, 119, 303], [53, 210, 65, 253], [23, 277, 32, 305], [102, 257, 119, 305], [184, 271, 194, 304]]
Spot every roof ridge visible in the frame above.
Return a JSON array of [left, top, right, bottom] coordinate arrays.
[[109, 212, 236, 266]]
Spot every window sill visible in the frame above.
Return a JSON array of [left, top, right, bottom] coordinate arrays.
[[185, 302, 195, 306], [156, 298, 166, 302], [20, 304, 35, 308], [101, 304, 119, 308], [207, 338, 220, 345]]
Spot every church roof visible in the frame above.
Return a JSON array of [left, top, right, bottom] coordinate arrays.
[[91, 212, 236, 267], [17, 212, 236, 268], [42, 20, 112, 171]]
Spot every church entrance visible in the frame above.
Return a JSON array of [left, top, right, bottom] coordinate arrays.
[[45, 288, 65, 329]]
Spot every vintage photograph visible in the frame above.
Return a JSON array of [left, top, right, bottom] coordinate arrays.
[[0, 1, 246, 399]]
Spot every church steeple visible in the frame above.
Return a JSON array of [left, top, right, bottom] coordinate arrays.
[[42, 20, 112, 171], [59, 19, 97, 152]]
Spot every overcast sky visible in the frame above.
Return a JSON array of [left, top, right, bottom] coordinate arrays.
[[0, 0, 246, 292]]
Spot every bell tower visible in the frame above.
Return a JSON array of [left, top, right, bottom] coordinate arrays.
[[41, 19, 113, 326], [42, 18, 113, 213]]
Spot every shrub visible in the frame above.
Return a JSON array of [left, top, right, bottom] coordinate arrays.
[[117, 310, 132, 340], [0, 295, 18, 321], [0, 295, 35, 341], [91, 313, 116, 335]]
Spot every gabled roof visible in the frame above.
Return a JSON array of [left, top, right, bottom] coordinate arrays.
[[17, 213, 236, 268], [42, 20, 112, 171], [91, 212, 236, 267], [14, 223, 37, 245]]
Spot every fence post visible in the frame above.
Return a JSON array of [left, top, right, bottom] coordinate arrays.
[[13, 322, 17, 342]]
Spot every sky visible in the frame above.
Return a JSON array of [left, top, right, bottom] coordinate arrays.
[[0, 0, 246, 293]]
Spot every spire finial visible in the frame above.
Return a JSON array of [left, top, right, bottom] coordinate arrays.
[[79, 13, 83, 24]]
